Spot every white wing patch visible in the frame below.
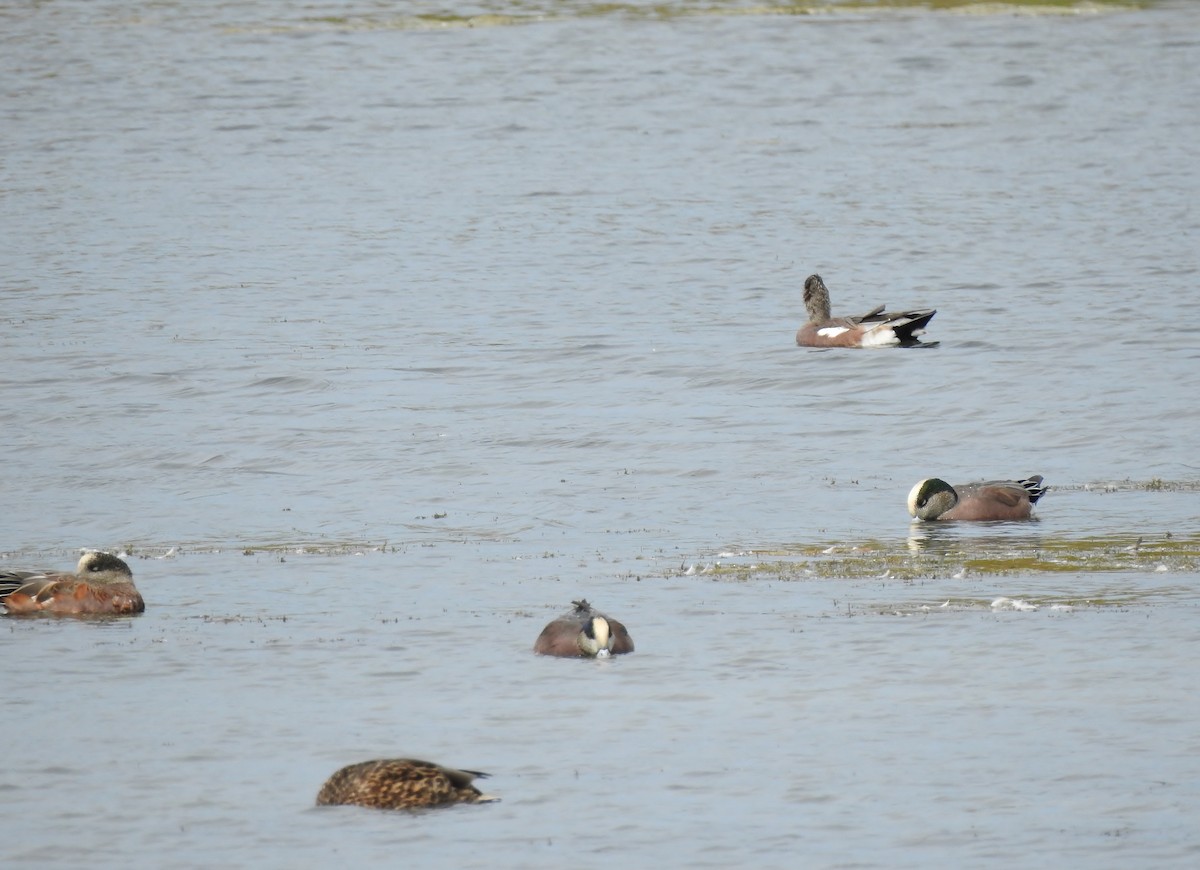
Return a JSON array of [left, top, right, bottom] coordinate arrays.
[[816, 326, 850, 338]]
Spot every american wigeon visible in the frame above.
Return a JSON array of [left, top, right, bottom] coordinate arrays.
[[908, 475, 1048, 521], [533, 599, 634, 658], [316, 759, 498, 810], [796, 274, 936, 348], [1, 551, 144, 615]]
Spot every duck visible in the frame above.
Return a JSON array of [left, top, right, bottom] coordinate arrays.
[[1, 551, 144, 615], [533, 599, 634, 658], [908, 475, 1048, 521], [316, 759, 498, 810], [796, 274, 937, 348]]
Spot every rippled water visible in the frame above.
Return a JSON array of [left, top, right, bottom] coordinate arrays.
[[3, 1, 1199, 867]]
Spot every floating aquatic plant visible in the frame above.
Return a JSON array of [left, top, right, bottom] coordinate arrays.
[[224, 0, 1144, 35], [691, 531, 1200, 582]]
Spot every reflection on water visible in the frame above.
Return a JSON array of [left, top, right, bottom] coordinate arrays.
[[903, 520, 1065, 559], [3, 0, 1200, 867]]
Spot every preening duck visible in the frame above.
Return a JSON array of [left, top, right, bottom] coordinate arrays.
[[533, 599, 634, 658], [796, 274, 936, 348], [908, 475, 1048, 521]]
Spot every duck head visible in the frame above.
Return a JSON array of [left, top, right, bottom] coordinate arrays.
[[578, 614, 614, 657], [907, 478, 958, 521]]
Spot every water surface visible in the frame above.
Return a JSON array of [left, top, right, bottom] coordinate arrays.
[[2, 1, 1198, 867]]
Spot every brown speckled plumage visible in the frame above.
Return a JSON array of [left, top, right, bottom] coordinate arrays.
[[316, 759, 497, 810], [1, 552, 144, 616]]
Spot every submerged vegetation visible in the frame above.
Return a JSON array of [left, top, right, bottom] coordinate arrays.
[[239, 0, 1146, 34], [835, 0, 1144, 10], [688, 531, 1200, 583]]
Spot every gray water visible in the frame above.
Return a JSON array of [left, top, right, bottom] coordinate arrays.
[[2, 1, 1199, 867]]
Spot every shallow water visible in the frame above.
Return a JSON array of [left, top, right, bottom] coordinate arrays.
[[2, 1, 1199, 867]]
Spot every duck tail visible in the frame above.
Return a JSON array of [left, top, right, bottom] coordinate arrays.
[[1019, 475, 1048, 503], [890, 309, 937, 346]]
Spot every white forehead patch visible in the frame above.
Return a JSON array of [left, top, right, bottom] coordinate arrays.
[[591, 616, 611, 649], [907, 480, 926, 516], [816, 326, 850, 338]]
